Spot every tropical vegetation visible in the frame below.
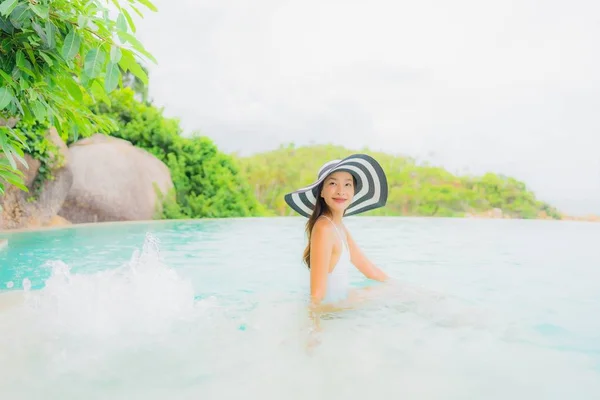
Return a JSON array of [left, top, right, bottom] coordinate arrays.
[[0, 0, 156, 196], [89, 88, 266, 219]]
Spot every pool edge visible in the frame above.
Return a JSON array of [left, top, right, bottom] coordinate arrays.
[[0, 216, 289, 235], [0, 214, 591, 236]]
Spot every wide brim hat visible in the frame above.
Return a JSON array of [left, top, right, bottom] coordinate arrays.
[[284, 153, 388, 218]]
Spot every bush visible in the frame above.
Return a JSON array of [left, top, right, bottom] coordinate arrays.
[[89, 88, 266, 218]]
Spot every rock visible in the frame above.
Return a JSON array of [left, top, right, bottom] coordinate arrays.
[[0, 239, 7, 250], [47, 215, 71, 227], [0, 127, 73, 230], [58, 134, 174, 223]]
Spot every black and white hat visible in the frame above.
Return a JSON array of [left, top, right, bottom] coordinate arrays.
[[284, 153, 388, 218]]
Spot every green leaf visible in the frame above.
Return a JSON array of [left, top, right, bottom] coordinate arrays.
[[0, 86, 13, 109], [130, 4, 143, 18], [9, 3, 29, 26], [118, 48, 132, 70], [6, 126, 26, 146], [90, 80, 110, 104], [79, 72, 90, 87], [0, 167, 27, 190], [31, 21, 46, 43], [62, 30, 81, 60], [45, 21, 56, 49], [6, 141, 26, 168], [16, 55, 35, 78], [39, 51, 53, 66], [129, 61, 148, 86], [0, 135, 16, 170], [29, 3, 48, 19], [16, 49, 25, 67], [116, 12, 127, 32], [120, 50, 148, 85], [63, 78, 82, 102], [110, 45, 122, 63], [77, 15, 87, 29], [30, 99, 46, 121], [19, 77, 29, 90], [104, 62, 120, 92], [14, 97, 24, 116], [23, 45, 36, 67], [84, 48, 106, 78], [121, 8, 136, 33], [0, 16, 14, 33], [0, 69, 16, 88], [118, 31, 157, 64], [137, 0, 158, 12], [0, 0, 18, 17], [71, 123, 79, 143], [0, 167, 27, 188]]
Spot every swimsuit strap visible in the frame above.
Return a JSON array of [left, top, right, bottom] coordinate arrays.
[[320, 215, 349, 251]]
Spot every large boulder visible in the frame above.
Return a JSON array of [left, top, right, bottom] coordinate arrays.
[[58, 134, 174, 223], [0, 127, 73, 230]]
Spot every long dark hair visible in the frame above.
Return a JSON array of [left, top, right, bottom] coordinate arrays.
[[302, 183, 329, 269]]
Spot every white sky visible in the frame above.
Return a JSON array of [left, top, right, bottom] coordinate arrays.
[[133, 0, 600, 216]]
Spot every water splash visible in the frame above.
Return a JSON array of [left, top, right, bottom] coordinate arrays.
[[19, 232, 197, 339]]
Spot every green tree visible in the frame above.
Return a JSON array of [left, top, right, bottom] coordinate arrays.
[[89, 88, 267, 218], [0, 0, 157, 196]]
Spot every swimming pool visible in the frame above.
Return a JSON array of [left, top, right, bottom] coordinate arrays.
[[1, 217, 599, 399]]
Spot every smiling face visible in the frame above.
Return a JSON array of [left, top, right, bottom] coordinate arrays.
[[320, 170, 355, 214]]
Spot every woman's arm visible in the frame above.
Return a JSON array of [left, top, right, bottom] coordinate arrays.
[[344, 227, 389, 282], [309, 219, 335, 305]]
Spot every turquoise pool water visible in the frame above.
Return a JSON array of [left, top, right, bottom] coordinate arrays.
[[1, 217, 599, 399]]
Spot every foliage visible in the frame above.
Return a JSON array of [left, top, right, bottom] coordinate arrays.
[[88, 88, 267, 218], [0, 0, 157, 195], [236, 144, 563, 220], [17, 119, 62, 200]]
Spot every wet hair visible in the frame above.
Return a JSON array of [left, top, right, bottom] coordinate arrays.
[[302, 172, 356, 269]]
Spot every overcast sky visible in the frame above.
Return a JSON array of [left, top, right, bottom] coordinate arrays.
[[133, 0, 600, 216]]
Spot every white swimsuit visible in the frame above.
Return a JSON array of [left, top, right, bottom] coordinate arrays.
[[320, 216, 352, 304]]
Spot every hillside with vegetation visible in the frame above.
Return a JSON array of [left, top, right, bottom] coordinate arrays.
[[8, 84, 565, 224], [88, 89, 562, 221], [236, 144, 563, 220]]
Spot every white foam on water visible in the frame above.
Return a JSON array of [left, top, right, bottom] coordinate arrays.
[[0, 233, 599, 400]]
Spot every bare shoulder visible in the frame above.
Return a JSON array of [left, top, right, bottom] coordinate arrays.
[[312, 218, 333, 234], [312, 217, 334, 237]]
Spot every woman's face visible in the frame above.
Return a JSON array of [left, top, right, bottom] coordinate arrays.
[[320, 171, 355, 213]]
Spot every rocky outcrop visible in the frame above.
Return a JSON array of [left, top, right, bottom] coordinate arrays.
[[0, 127, 73, 230], [57, 134, 174, 223]]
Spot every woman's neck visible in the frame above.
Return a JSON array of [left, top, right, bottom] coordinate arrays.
[[324, 211, 344, 225]]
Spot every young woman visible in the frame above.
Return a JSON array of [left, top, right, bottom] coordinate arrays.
[[284, 154, 390, 313]]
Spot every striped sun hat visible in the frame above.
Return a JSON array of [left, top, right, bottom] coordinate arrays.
[[284, 154, 389, 217]]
